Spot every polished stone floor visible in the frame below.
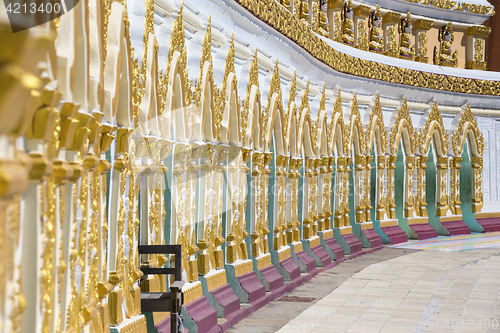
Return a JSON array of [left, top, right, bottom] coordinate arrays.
[[228, 235, 500, 333]]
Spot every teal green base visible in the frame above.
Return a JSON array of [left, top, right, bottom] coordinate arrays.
[[270, 249, 293, 281], [198, 274, 224, 317], [351, 222, 371, 248], [332, 229, 351, 254], [371, 220, 391, 244], [181, 307, 197, 333], [318, 230, 335, 259], [302, 238, 323, 265], [460, 146, 483, 232], [144, 313, 159, 333], [289, 242, 308, 272], [406, 224, 419, 239], [225, 262, 251, 303]]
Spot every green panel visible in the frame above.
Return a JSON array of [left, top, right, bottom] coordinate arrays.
[[394, 142, 410, 234], [144, 313, 159, 333], [425, 144, 447, 235], [460, 145, 483, 232]]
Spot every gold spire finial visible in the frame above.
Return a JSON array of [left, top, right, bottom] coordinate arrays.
[[299, 79, 310, 122]]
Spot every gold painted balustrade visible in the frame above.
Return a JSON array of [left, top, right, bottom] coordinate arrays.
[[0, 1, 488, 333]]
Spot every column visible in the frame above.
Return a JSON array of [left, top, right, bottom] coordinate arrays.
[[405, 156, 416, 217], [450, 156, 463, 215], [471, 156, 483, 212], [466, 26, 490, 70], [303, 158, 315, 239], [334, 156, 345, 227], [364, 155, 373, 221], [250, 152, 264, 257], [383, 11, 401, 57], [354, 155, 366, 222], [286, 158, 301, 243], [213, 145, 228, 269], [386, 155, 397, 219], [108, 128, 132, 326], [197, 144, 212, 275], [436, 156, 449, 216], [274, 155, 289, 250], [343, 156, 352, 225], [261, 152, 273, 253], [327, 0, 344, 41], [415, 156, 429, 217], [353, 5, 370, 50], [376, 156, 387, 220], [414, 19, 433, 63]]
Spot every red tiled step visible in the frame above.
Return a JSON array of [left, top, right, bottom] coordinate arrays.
[[342, 233, 364, 258], [476, 217, 500, 232], [381, 225, 408, 245], [409, 223, 438, 240], [323, 236, 346, 262], [362, 229, 384, 251], [440, 220, 471, 236]]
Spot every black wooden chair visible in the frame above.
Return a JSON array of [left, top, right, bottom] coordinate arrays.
[[139, 244, 185, 333]]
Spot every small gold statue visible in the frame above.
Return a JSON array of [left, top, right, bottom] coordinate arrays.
[[369, 4, 383, 52], [299, 0, 310, 24], [399, 12, 414, 60], [434, 22, 458, 67], [342, 0, 355, 45], [280, 0, 291, 12], [318, 0, 329, 36]]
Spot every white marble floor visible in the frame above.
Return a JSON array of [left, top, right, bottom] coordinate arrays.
[[277, 248, 500, 333]]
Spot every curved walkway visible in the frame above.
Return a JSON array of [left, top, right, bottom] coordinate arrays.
[[227, 236, 500, 333]]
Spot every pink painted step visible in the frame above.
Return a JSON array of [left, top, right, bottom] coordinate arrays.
[[476, 217, 500, 232], [236, 271, 267, 304], [156, 295, 219, 333], [211, 283, 251, 331], [440, 220, 471, 236], [311, 244, 335, 269], [280, 256, 301, 281], [381, 225, 408, 244], [210, 283, 242, 319], [362, 229, 384, 251], [280, 256, 310, 288], [260, 264, 291, 301], [323, 236, 346, 262], [259, 264, 284, 293], [409, 223, 438, 240], [342, 233, 364, 258], [295, 250, 319, 274], [155, 316, 192, 333]]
